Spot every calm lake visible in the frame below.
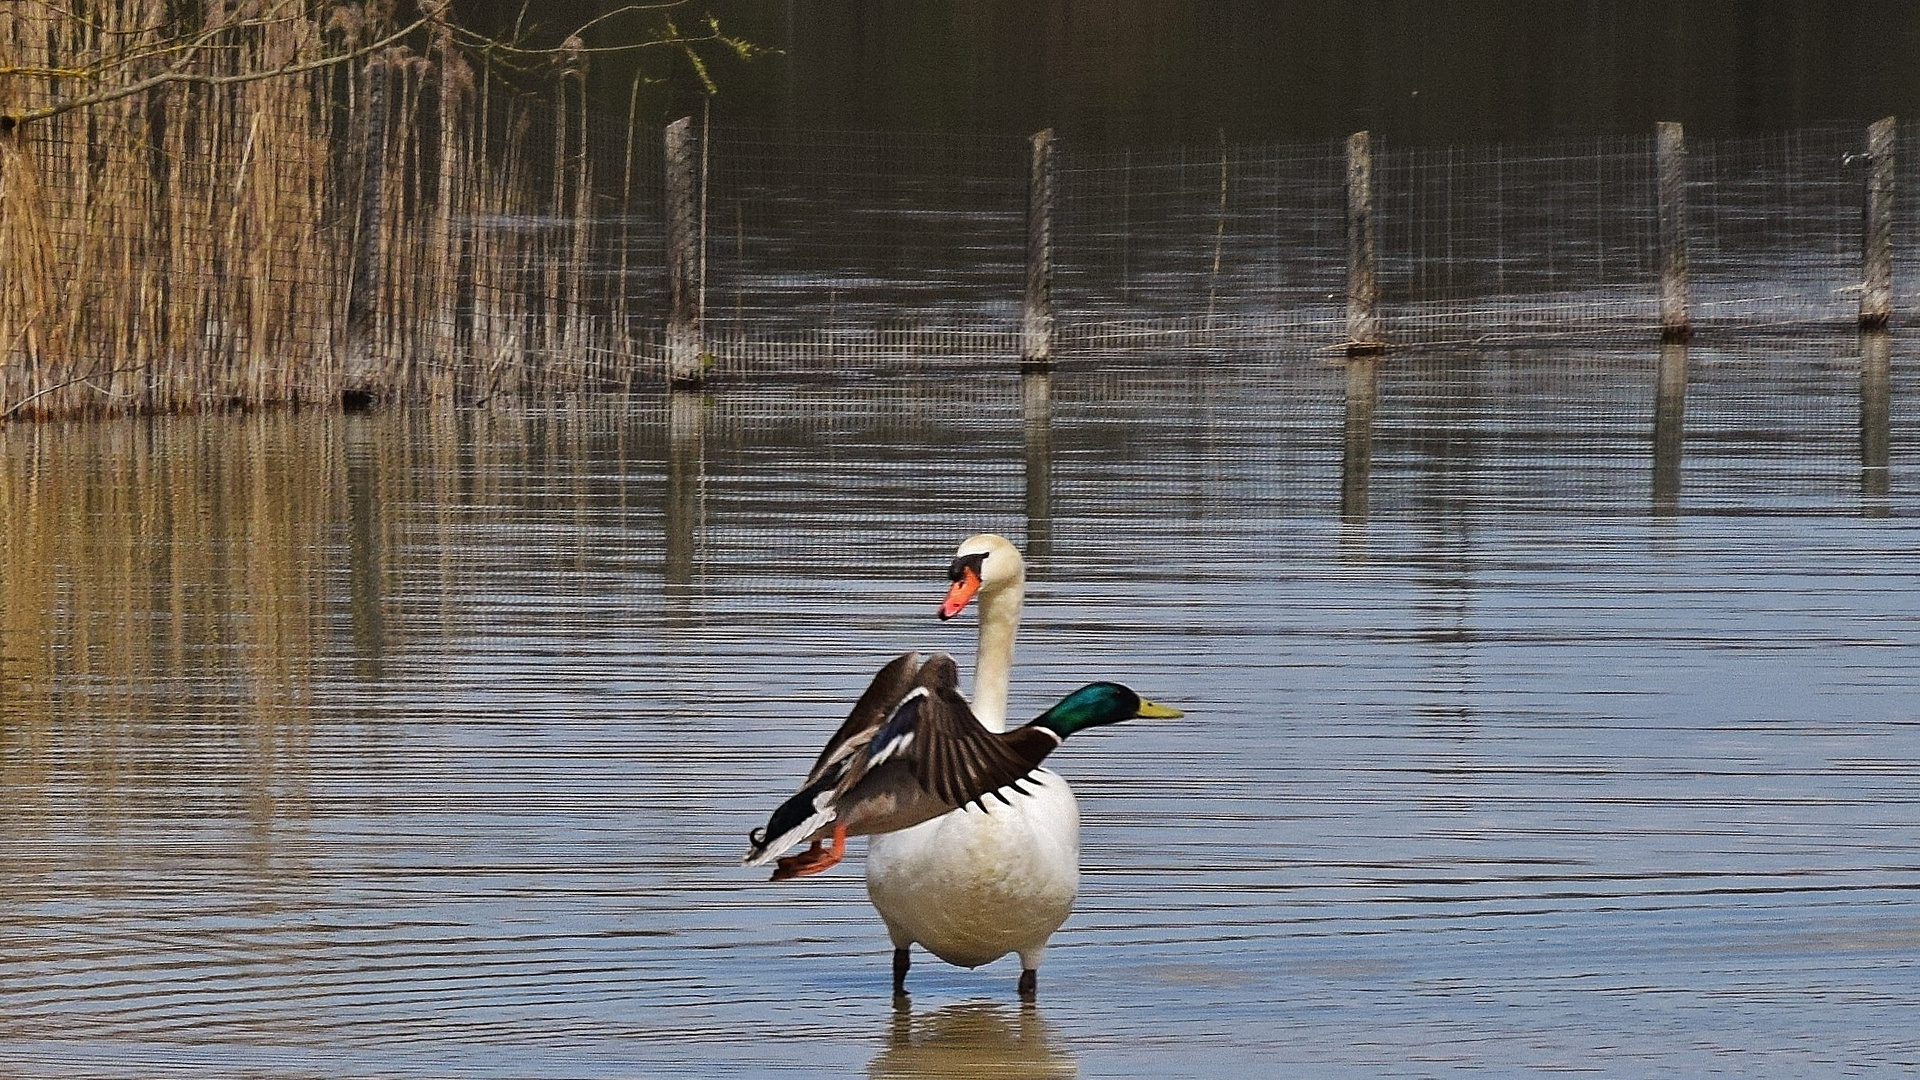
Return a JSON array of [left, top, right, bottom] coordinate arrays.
[[3, 345, 1918, 1077]]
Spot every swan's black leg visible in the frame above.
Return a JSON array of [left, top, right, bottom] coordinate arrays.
[[892, 947, 911, 997], [1017, 968, 1037, 1000]]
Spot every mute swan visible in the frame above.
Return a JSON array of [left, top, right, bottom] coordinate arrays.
[[866, 534, 1079, 1000], [749, 534, 1173, 1001]]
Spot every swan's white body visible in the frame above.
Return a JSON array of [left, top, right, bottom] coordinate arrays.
[[867, 768, 1079, 970], [865, 535, 1080, 977]]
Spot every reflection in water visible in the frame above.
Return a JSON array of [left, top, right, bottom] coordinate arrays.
[[3, 361, 1918, 1076], [345, 413, 387, 680], [871, 1002, 1076, 1080], [0, 415, 330, 735], [1652, 340, 1687, 514], [0, 413, 330, 887], [666, 391, 708, 590], [1860, 330, 1890, 516], [1022, 371, 1053, 567], [1340, 354, 1378, 527]]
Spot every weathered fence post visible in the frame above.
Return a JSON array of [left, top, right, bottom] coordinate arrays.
[[664, 116, 704, 388], [1345, 131, 1383, 353], [1023, 129, 1056, 368], [1656, 122, 1690, 342], [344, 57, 390, 409], [1860, 116, 1896, 330]]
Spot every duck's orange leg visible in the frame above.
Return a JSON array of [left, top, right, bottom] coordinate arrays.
[[770, 823, 847, 881]]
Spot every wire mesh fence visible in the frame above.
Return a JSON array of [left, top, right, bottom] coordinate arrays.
[[640, 118, 1919, 374], [1371, 134, 1661, 342], [1688, 127, 1871, 328], [3, 39, 1916, 421], [1052, 139, 1349, 355]]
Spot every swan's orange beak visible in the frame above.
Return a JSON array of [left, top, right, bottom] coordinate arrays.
[[940, 567, 981, 620]]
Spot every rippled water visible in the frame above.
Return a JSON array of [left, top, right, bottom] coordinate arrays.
[[4, 345, 1919, 1077]]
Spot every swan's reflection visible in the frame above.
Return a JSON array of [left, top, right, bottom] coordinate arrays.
[[1652, 339, 1687, 515], [870, 1001, 1077, 1080], [1861, 330, 1890, 517]]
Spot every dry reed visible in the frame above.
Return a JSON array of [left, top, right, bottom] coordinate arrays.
[[0, 1, 636, 422]]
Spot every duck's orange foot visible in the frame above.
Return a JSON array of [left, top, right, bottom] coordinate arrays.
[[769, 825, 846, 881]]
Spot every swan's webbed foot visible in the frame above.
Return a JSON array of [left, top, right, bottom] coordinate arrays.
[[769, 824, 846, 881]]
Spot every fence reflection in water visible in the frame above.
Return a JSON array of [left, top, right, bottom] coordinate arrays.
[[2, 349, 1917, 1075]]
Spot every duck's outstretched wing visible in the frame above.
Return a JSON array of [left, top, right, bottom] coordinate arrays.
[[742, 652, 924, 867], [863, 660, 1055, 812], [802, 651, 923, 783]]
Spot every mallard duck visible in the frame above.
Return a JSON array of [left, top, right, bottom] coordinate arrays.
[[742, 652, 1179, 882]]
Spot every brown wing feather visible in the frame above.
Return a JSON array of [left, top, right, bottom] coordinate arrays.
[[802, 651, 922, 783], [781, 654, 1058, 845], [813, 652, 960, 809], [901, 683, 1052, 807]]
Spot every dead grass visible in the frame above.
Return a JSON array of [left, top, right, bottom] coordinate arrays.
[[0, 2, 638, 421]]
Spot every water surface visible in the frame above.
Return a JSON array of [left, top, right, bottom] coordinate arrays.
[[3, 348, 1918, 1077]]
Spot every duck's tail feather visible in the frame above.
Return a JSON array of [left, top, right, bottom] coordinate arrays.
[[742, 773, 840, 867]]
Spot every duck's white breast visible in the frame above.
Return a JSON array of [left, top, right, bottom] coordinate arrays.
[[865, 769, 1080, 969]]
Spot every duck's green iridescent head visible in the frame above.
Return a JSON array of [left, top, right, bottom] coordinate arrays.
[[1030, 682, 1183, 739]]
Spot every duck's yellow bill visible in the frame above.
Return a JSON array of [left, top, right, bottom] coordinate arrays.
[[1134, 699, 1184, 719]]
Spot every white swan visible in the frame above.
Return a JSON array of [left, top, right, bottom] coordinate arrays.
[[865, 533, 1075, 1000]]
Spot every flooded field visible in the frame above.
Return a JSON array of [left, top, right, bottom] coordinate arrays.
[[3, 345, 1919, 1077]]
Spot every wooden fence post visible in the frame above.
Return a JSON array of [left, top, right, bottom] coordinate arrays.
[[344, 57, 390, 409], [1023, 129, 1056, 368], [1345, 131, 1383, 353], [664, 116, 703, 388], [1656, 122, 1690, 342], [1860, 116, 1896, 330]]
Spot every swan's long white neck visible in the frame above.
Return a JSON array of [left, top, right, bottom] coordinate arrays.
[[970, 578, 1023, 733]]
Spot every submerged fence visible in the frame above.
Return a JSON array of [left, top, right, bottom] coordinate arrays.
[[682, 119, 1916, 374], [2, 56, 1915, 419]]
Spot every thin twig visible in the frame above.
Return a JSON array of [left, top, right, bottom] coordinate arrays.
[[6, 14, 435, 126], [2, 367, 147, 419]]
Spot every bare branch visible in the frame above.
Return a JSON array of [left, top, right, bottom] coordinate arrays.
[[6, 12, 435, 126], [1, 0, 761, 129], [439, 3, 761, 66]]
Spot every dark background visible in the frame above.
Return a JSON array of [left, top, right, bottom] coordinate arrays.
[[454, 1, 1920, 146]]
